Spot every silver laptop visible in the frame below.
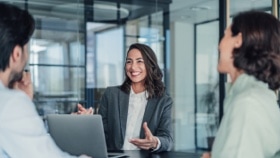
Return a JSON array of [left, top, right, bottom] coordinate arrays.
[[46, 114, 127, 158]]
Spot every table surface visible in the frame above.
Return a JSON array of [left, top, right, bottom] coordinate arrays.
[[110, 150, 201, 158]]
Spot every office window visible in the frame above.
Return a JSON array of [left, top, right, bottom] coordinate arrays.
[[95, 26, 124, 88], [8, 0, 86, 117]]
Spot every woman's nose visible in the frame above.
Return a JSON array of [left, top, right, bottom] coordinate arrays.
[[131, 62, 137, 70]]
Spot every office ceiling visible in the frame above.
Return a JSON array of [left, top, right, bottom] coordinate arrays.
[[169, 0, 271, 24], [0, 0, 271, 43], [0, 0, 273, 56], [1, 0, 272, 24]]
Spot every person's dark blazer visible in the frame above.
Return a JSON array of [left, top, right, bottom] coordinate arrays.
[[98, 86, 173, 153]]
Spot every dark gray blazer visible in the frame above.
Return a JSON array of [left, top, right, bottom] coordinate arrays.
[[98, 86, 173, 152]]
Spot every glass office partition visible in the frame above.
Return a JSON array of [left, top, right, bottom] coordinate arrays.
[[192, 0, 272, 150], [5, 0, 168, 120], [126, 12, 165, 78], [85, 1, 167, 112], [95, 26, 124, 88], [169, 0, 219, 151], [6, 0, 86, 117], [31, 1, 85, 117], [195, 21, 219, 150], [86, 22, 124, 111]]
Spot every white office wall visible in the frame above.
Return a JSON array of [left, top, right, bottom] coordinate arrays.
[[170, 22, 195, 150]]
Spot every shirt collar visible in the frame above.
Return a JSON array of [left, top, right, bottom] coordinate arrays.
[[226, 73, 271, 101], [130, 86, 149, 99]]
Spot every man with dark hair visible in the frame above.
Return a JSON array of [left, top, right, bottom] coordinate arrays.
[[0, 3, 89, 158]]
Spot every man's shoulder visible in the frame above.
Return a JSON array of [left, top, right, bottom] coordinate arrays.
[[0, 88, 27, 100], [0, 89, 31, 109]]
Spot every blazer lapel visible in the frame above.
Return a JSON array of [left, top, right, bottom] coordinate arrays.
[[140, 98, 158, 138], [118, 90, 129, 140]]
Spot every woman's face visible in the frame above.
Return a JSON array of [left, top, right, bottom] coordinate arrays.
[[125, 48, 147, 85], [218, 26, 242, 74]]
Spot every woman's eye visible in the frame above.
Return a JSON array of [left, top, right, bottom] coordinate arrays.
[[126, 60, 131, 64]]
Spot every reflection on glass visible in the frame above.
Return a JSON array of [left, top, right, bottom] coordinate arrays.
[[195, 21, 219, 149], [30, 66, 85, 115], [87, 22, 124, 88], [86, 22, 124, 110], [26, 1, 85, 117], [95, 26, 124, 88], [125, 14, 164, 78]]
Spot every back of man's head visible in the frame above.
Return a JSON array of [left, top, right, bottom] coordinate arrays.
[[0, 2, 35, 72]]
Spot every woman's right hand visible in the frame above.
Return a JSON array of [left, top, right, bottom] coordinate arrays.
[[75, 104, 94, 115]]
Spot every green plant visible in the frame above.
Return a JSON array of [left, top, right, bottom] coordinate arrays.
[[201, 82, 219, 150]]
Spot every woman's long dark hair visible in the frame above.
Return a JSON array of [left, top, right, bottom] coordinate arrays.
[[231, 11, 280, 90], [120, 43, 165, 99]]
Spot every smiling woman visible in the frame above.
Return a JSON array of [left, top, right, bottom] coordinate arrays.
[[77, 43, 173, 153]]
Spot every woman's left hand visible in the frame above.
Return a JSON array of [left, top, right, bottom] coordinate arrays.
[[129, 122, 158, 150]]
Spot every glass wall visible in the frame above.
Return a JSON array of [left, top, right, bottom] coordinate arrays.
[[195, 20, 219, 149], [170, 0, 219, 151], [125, 13, 165, 75], [86, 1, 167, 113], [5, 0, 86, 117], [86, 22, 124, 111], [30, 2, 85, 117]]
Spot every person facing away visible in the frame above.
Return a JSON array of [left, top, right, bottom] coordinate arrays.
[[0, 3, 90, 158], [202, 10, 280, 158], [77, 43, 173, 152]]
